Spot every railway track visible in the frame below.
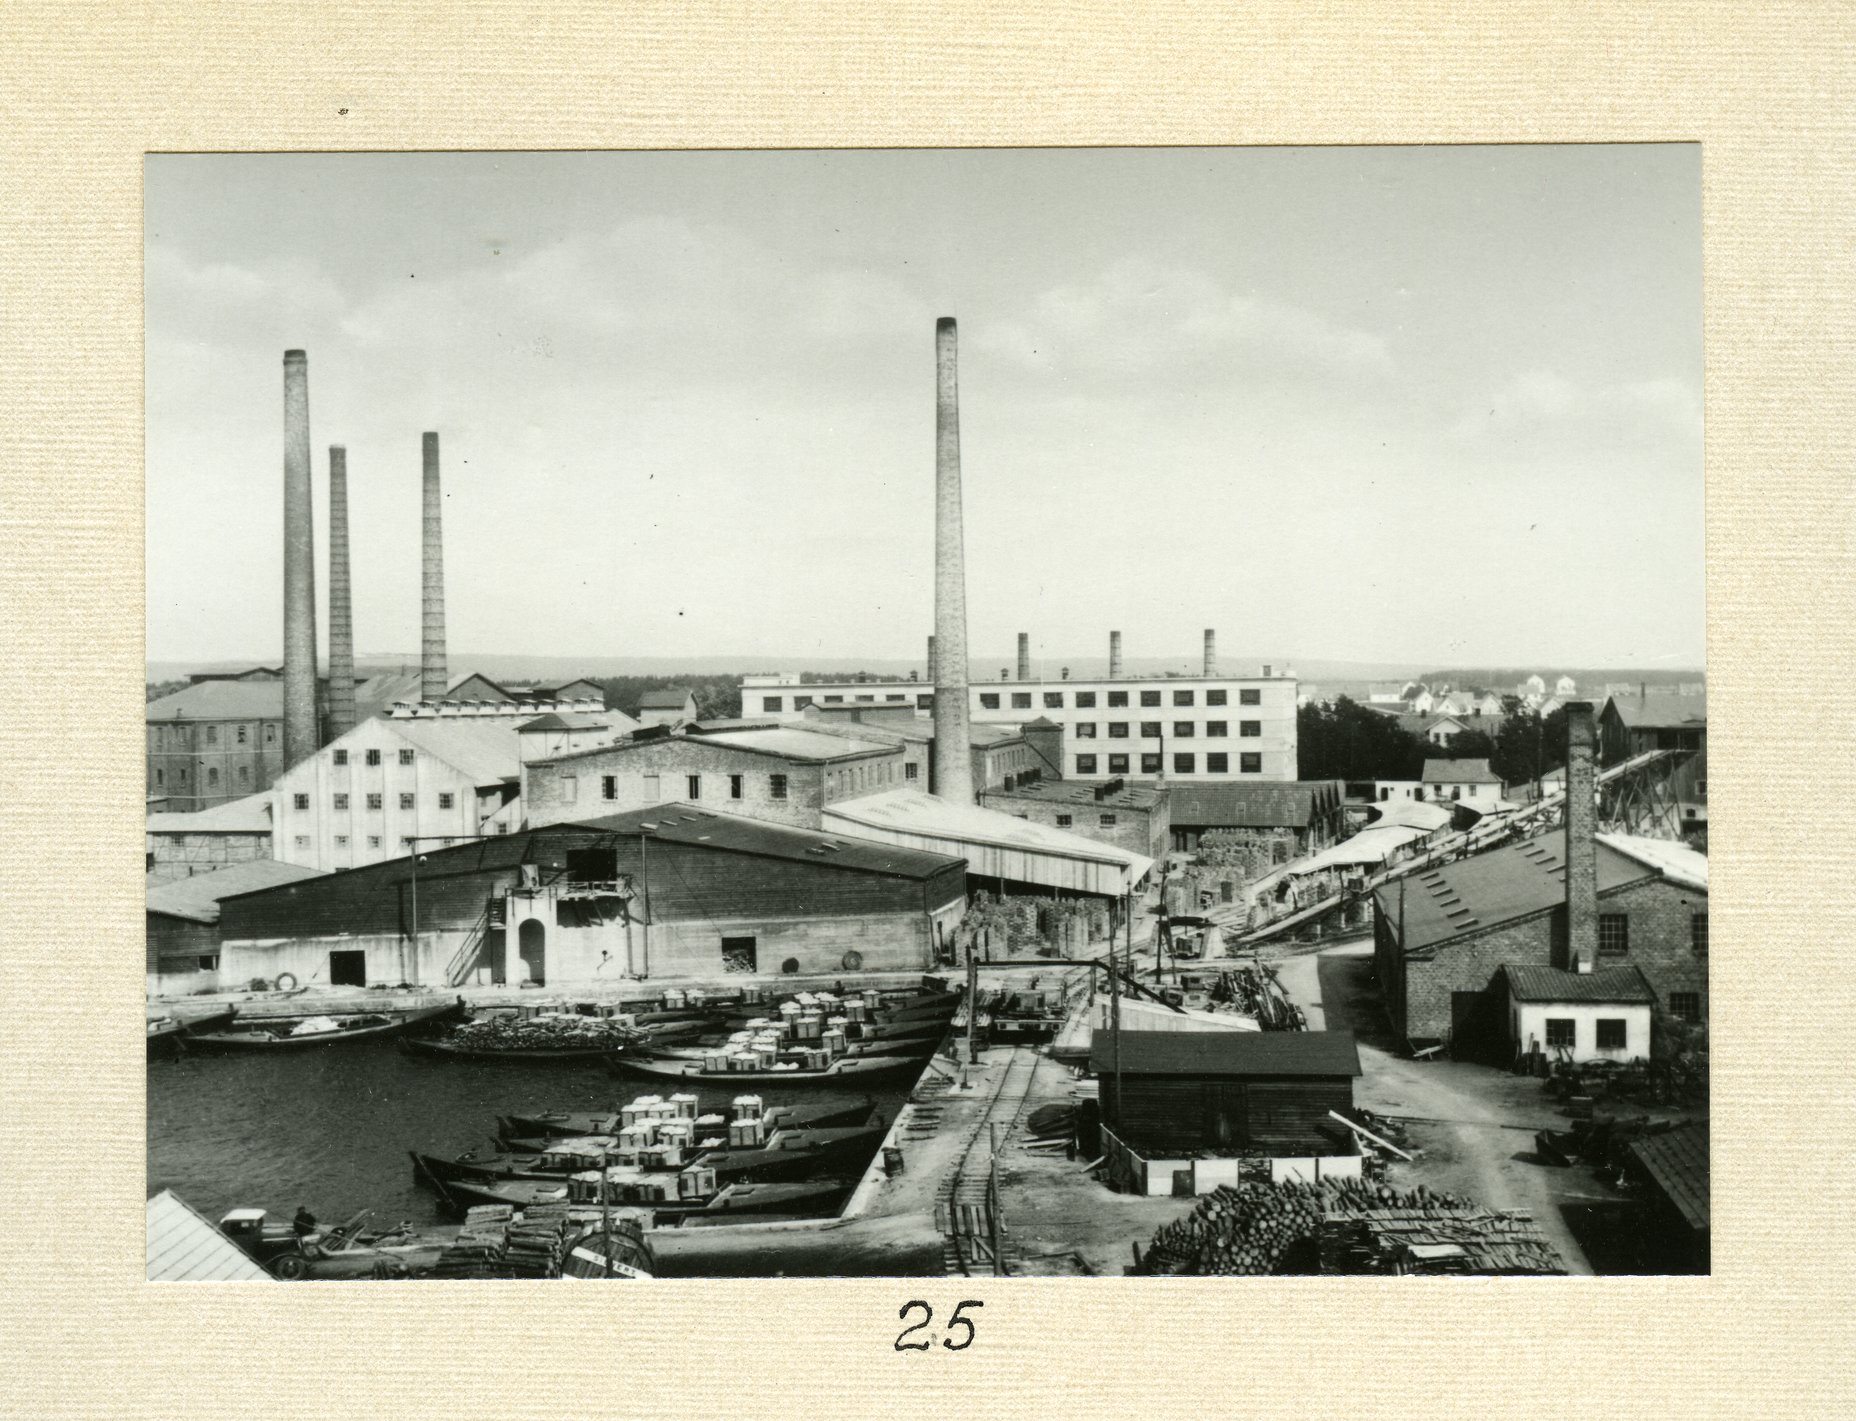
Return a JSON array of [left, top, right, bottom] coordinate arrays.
[[939, 1046, 1042, 1276]]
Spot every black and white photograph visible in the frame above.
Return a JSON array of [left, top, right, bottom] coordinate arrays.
[[143, 145, 1707, 1283]]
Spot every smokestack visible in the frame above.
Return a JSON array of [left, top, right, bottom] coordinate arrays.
[[931, 318, 974, 805], [1564, 701, 1599, 969], [421, 432, 447, 702], [327, 445, 356, 738], [1203, 628, 1217, 678], [1017, 632, 1031, 681], [281, 350, 318, 767], [1109, 630, 1123, 679], [927, 634, 937, 682]]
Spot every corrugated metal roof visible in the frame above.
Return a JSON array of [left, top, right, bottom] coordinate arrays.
[[1090, 1029, 1361, 1078], [1606, 690, 1707, 731], [146, 680, 283, 722], [1628, 1122, 1710, 1232], [1598, 833, 1709, 893], [146, 1191, 273, 1282], [683, 727, 895, 761], [1422, 758, 1502, 785], [1373, 831, 1658, 954], [1366, 799, 1455, 832], [571, 803, 963, 879], [146, 791, 274, 835], [1503, 964, 1656, 1004], [1167, 781, 1343, 829], [147, 859, 327, 924]]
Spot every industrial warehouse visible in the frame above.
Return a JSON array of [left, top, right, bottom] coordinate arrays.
[[144, 149, 1708, 1284]]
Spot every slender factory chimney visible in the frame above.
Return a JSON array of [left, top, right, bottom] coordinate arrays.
[[931, 318, 974, 806], [421, 431, 448, 702], [1203, 628, 1217, 678], [1109, 630, 1123, 679], [1017, 632, 1031, 682], [927, 634, 937, 683], [281, 350, 319, 767], [327, 445, 356, 739], [1563, 701, 1599, 970]]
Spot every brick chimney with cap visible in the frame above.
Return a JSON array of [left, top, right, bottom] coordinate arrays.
[[930, 318, 974, 805], [1562, 700, 1599, 969], [420, 431, 448, 702], [1017, 632, 1031, 681], [326, 444, 356, 739], [281, 350, 319, 768], [1109, 630, 1123, 679], [1203, 628, 1217, 677]]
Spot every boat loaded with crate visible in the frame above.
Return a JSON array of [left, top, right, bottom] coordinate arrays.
[[497, 1092, 877, 1143], [402, 1005, 714, 1062]]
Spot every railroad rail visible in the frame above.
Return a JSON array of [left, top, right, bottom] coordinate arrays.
[[939, 1047, 1042, 1276]]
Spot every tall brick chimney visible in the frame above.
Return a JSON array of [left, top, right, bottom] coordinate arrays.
[[1109, 630, 1123, 679], [1564, 701, 1599, 968], [931, 319, 974, 805], [927, 634, 936, 683], [1017, 632, 1031, 681], [1203, 628, 1217, 677], [420, 431, 448, 702], [327, 444, 356, 738], [281, 350, 319, 768]]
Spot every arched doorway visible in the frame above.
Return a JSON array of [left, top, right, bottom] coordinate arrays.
[[517, 918, 546, 986]]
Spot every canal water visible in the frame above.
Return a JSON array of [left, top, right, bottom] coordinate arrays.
[[147, 1041, 919, 1227]]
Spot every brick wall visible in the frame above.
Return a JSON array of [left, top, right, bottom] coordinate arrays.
[[975, 791, 1168, 862], [526, 740, 825, 830]]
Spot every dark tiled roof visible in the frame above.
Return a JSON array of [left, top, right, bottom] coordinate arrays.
[[1503, 964, 1656, 1004], [1629, 1122, 1710, 1232], [146, 679, 283, 722], [1606, 691, 1707, 731], [146, 858, 326, 924], [1167, 781, 1343, 829], [1089, 1029, 1361, 1078], [1422, 758, 1501, 784], [1373, 831, 1658, 954]]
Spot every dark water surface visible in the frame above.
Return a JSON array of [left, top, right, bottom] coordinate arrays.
[[148, 1040, 915, 1226]]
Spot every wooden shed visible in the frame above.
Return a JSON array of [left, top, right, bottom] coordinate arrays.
[[1091, 1029, 1362, 1155]]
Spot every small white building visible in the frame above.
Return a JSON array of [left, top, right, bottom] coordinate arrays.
[[515, 710, 640, 765], [637, 688, 698, 726], [1502, 964, 1655, 1064], [1555, 675, 1578, 696], [1421, 758, 1503, 807]]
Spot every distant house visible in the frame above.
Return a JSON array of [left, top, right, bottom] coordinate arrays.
[[1420, 714, 1471, 748], [1367, 683, 1406, 705], [146, 791, 275, 881], [1520, 674, 1547, 697], [1555, 675, 1578, 696], [1600, 689, 1707, 831], [637, 687, 698, 726], [1421, 758, 1503, 807]]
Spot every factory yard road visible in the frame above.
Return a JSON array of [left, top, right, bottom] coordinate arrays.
[[1269, 937, 1602, 1275]]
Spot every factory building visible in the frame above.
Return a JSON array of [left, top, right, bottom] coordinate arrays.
[[523, 723, 912, 832], [269, 715, 525, 873], [798, 704, 1057, 799], [1166, 781, 1347, 855], [146, 858, 325, 993], [977, 776, 1170, 865], [145, 792, 275, 881], [145, 673, 288, 811], [741, 634, 1297, 786], [215, 805, 967, 989]]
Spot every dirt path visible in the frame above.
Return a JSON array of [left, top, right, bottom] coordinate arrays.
[[1271, 938, 1599, 1274]]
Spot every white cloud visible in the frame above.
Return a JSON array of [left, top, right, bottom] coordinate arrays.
[[1450, 369, 1701, 449]]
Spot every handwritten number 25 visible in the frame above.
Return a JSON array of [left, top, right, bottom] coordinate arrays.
[[895, 1300, 983, 1352]]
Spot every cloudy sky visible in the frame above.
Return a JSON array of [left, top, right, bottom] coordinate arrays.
[[145, 147, 1703, 671]]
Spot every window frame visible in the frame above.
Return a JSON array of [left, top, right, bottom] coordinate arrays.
[[1140, 690, 1162, 707], [1173, 721, 1195, 738], [1545, 1018, 1576, 1049], [1239, 753, 1262, 774], [1239, 688, 1261, 706], [1595, 1018, 1628, 1050], [1207, 752, 1229, 773], [769, 773, 789, 801], [979, 693, 1000, 710], [366, 793, 383, 811], [1107, 691, 1129, 708], [1074, 722, 1098, 738], [1108, 754, 1130, 774], [1075, 753, 1099, 775], [1597, 913, 1630, 957], [1173, 753, 1195, 774]]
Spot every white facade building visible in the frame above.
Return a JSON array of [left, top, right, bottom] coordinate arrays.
[[739, 670, 1299, 784], [270, 716, 524, 872]]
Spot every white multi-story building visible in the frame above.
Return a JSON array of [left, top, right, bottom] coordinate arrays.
[[739, 669, 1299, 783]]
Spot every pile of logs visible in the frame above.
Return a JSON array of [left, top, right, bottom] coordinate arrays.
[[502, 1206, 572, 1277], [1136, 1180, 1478, 1276]]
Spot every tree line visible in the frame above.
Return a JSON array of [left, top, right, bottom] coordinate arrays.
[[1296, 696, 1569, 788]]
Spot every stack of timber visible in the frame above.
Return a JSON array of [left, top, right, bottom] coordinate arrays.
[[1135, 1179, 1561, 1276], [503, 1205, 573, 1277]]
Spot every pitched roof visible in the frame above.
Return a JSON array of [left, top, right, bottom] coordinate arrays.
[[639, 688, 694, 708], [822, 786, 1149, 873], [146, 1191, 273, 1282], [516, 711, 632, 733], [1628, 1122, 1710, 1232], [146, 791, 274, 835], [540, 723, 896, 767], [146, 859, 326, 924], [388, 718, 523, 785], [1089, 1029, 1361, 1078], [1167, 781, 1343, 829], [981, 779, 1164, 809], [570, 803, 963, 880], [1373, 830, 1660, 954], [1423, 758, 1501, 784], [146, 679, 283, 722], [1597, 833, 1709, 893], [1503, 964, 1657, 1004], [1606, 690, 1707, 731], [353, 668, 427, 721]]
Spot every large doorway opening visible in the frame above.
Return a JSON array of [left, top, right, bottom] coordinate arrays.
[[329, 949, 367, 988], [518, 919, 547, 985], [721, 936, 757, 973]]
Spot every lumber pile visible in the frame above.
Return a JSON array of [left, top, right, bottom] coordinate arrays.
[[427, 1203, 575, 1279], [503, 1205, 572, 1278], [1134, 1179, 1561, 1276]]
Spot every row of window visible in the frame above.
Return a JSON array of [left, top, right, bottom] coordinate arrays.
[[1053, 813, 1118, 828], [762, 693, 929, 713], [1593, 912, 1709, 958], [295, 791, 456, 811], [578, 772, 792, 803], [1075, 752, 1261, 775], [332, 748, 416, 767], [1076, 720, 1261, 739], [299, 828, 508, 852], [151, 722, 277, 748], [152, 764, 253, 789], [975, 687, 1261, 711]]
